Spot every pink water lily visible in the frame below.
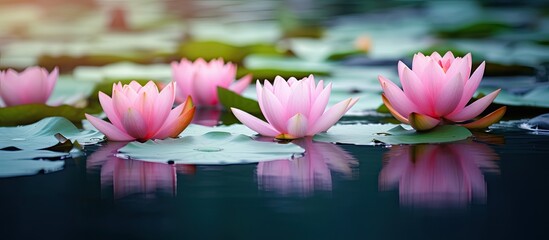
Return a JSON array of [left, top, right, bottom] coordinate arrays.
[[0, 66, 58, 107], [85, 81, 195, 142], [171, 58, 252, 107], [231, 75, 358, 139], [379, 51, 506, 131]]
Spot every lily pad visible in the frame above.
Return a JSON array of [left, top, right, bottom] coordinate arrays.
[[433, 21, 513, 39], [243, 54, 331, 79], [0, 104, 93, 126], [177, 41, 280, 65], [289, 38, 361, 62], [0, 150, 70, 160], [314, 124, 472, 145], [479, 86, 549, 108], [117, 132, 305, 165], [180, 124, 257, 137], [217, 87, 264, 119], [314, 124, 398, 145], [0, 160, 65, 178], [0, 150, 67, 178], [374, 125, 473, 145], [0, 117, 104, 150]]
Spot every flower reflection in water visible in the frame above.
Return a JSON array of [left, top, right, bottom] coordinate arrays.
[[86, 142, 193, 199], [192, 108, 222, 127], [379, 141, 499, 208], [257, 138, 357, 196]]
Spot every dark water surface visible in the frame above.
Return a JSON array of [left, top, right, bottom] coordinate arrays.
[[1, 124, 548, 240]]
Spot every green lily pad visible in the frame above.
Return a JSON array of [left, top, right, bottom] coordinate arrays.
[[289, 38, 365, 62], [433, 21, 513, 39], [181, 124, 257, 137], [217, 87, 264, 119], [0, 150, 70, 160], [374, 125, 473, 145], [480, 87, 549, 108], [0, 159, 65, 178], [177, 41, 280, 65], [236, 67, 325, 81], [0, 117, 104, 150], [73, 62, 172, 82], [117, 132, 305, 165], [0, 149, 68, 178], [244, 54, 332, 75], [314, 124, 472, 145], [314, 124, 398, 145], [0, 104, 93, 126]]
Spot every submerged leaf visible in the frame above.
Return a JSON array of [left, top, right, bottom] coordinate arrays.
[[117, 132, 304, 165], [0, 117, 104, 150]]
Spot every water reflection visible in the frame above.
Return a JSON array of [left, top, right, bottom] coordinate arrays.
[[257, 138, 357, 196], [379, 141, 499, 208], [192, 108, 222, 127], [86, 142, 192, 199]]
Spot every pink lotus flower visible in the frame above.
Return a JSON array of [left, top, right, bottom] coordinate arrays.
[[379, 142, 499, 208], [171, 58, 252, 107], [231, 75, 358, 139], [379, 52, 506, 131], [85, 81, 195, 142], [0, 67, 58, 107]]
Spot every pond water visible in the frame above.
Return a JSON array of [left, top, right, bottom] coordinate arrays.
[[1, 121, 548, 240]]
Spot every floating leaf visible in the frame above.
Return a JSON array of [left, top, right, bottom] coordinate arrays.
[[0, 117, 104, 150], [180, 124, 257, 137], [177, 41, 280, 65], [374, 125, 472, 145], [0, 150, 68, 178], [236, 67, 324, 81], [314, 124, 471, 145], [117, 132, 304, 165], [49, 76, 95, 105], [314, 124, 398, 145], [73, 62, 172, 82], [243, 54, 331, 80], [217, 87, 264, 119], [433, 21, 513, 39], [289, 38, 365, 62], [480, 86, 549, 108], [0, 104, 93, 126], [0, 160, 65, 178], [0, 150, 70, 161]]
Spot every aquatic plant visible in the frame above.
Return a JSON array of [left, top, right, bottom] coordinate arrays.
[[85, 81, 195, 141], [171, 58, 252, 107], [232, 75, 358, 139], [378, 51, 506, 131], [0, 67, 58, 107]]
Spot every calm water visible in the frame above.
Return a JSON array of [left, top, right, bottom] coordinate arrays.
[[1, 123, 548, 240]]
